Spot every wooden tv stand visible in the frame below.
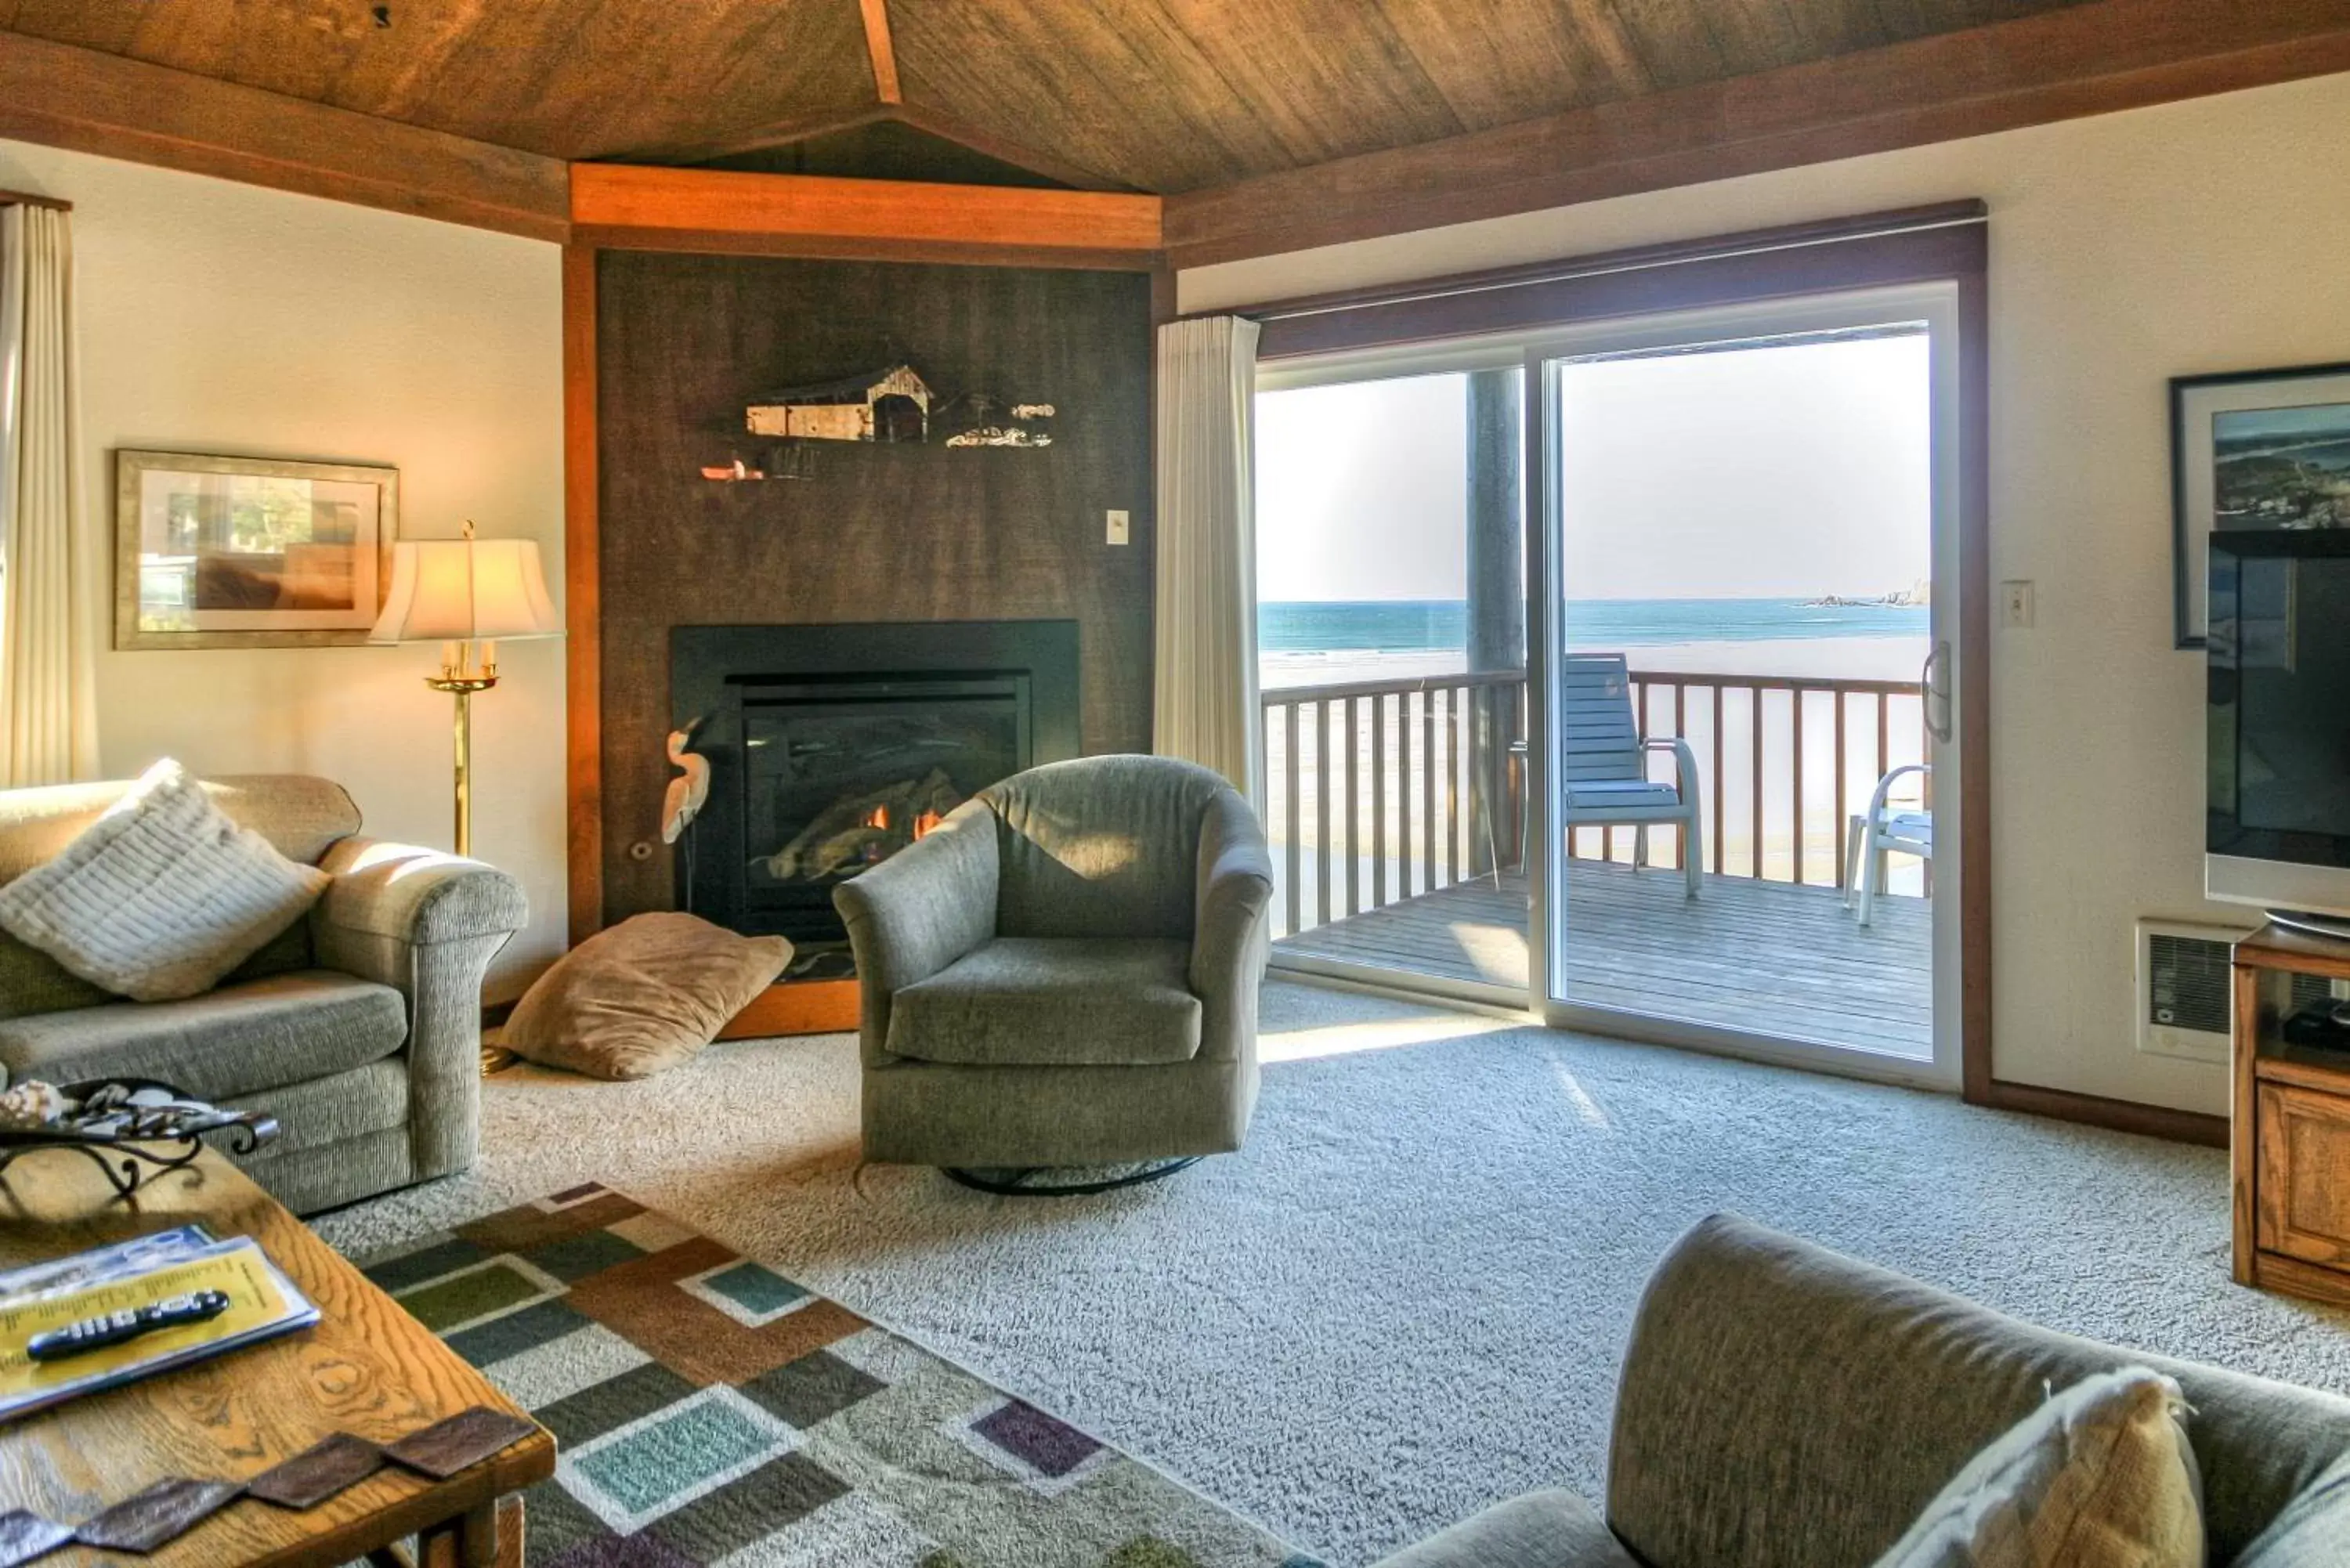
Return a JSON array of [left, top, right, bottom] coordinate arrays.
[[2232, 921, 2350, 1306]]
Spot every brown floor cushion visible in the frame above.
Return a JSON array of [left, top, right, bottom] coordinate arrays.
[[502, 912, 790, 1080]]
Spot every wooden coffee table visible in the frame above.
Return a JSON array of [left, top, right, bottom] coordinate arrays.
[[0, 1147, 554, 1566]]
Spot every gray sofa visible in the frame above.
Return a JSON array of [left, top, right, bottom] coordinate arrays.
[[0, 774, 525, 1215], [1379, 1212, 2350, 1566], [835, 753, 1273, 1170]]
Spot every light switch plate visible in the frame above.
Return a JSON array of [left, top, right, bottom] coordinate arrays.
[[1106, 509, 1130, 546], [2001, 580, 2034, 627]]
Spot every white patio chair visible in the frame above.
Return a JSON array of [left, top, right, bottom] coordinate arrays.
[[1559, 653, 1703, 898], [1845, 762, 1932, 927]]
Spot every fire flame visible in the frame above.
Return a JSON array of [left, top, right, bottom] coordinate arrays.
[[863, 805, 889, 831], [913, 810, 944, 840]]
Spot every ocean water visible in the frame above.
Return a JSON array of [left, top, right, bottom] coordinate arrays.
[[1260, 598, 1929, 652]]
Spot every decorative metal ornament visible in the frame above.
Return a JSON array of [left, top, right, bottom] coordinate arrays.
[[0, 1079, 278, 1200]]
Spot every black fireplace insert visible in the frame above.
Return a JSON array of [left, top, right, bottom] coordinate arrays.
[[671, 622, 1080, 966]]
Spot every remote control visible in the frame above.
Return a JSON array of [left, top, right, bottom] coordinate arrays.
[[26, 1290, 232, 1362]]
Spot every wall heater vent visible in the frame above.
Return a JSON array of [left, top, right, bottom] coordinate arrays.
[[2136, 920, 2252, 1065]]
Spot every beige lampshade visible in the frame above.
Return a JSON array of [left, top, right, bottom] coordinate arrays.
[[368, 537, 560, 645]]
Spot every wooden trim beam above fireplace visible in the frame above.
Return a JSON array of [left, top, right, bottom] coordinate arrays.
[[569, 164, 1164, 271]]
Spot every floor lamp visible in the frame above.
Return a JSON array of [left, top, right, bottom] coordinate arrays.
[[367, 521, 562, 858], [370, 522, 560, 1077]]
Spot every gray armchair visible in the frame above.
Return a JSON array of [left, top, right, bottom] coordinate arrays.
[[0, 775, 525, 1214], [834, 753, 1274, 1173]]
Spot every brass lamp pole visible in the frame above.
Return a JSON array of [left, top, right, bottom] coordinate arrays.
[[430, 637, 500, 858]]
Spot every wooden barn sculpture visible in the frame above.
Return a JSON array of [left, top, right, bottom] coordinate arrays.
[[746, 363, 933, 443]]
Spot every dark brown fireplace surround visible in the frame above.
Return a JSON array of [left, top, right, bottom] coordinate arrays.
[[566, 248, 1155, 1035]]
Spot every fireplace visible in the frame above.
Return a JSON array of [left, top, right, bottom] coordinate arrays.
[[671, 622, 1080, 970]]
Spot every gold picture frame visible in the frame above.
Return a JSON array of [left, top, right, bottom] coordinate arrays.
[[114, 450, 400, 650]]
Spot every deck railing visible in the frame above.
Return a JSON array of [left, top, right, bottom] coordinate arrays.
[[1261, 666, 1929, 941]]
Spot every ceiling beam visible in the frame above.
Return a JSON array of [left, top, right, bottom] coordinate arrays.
[[0, 31, 569, 243], [861, 0, 903, 106], [1162, 0, 2350, 271], [569, 163, 1163, 269]]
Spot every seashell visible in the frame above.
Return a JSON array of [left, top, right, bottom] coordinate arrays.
[[0, 1081, 69, 1131]]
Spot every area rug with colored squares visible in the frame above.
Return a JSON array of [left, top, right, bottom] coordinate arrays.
[[357, 1183, 1318, 1568]]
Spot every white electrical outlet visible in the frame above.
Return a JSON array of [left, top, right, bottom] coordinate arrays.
[[2001, 580, 2035, 627], [1106, 509, 1130, 546]]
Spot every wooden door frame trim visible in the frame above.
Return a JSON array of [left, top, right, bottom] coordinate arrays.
[[1161, 0, 2350, 271], [563, 244, 603, 944], [1240, 201, 1987, 358], [1253, 215, 2005, 1131]]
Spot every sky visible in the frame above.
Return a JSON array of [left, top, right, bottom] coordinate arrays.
[[2213, 402, 2350, 443], [1254, 332, 1932, 602]]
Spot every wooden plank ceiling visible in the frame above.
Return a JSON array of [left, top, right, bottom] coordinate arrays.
[[0, 0, 2094, 179], [9, 0, 2350, 264]]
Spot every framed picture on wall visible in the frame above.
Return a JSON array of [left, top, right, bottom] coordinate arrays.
[[114, 450, 400, 649], [2172, 362, 2350, 648]]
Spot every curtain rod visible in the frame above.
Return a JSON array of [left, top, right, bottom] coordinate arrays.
[[0, 188, 71, 211], [1248, 204, 1986, 325]]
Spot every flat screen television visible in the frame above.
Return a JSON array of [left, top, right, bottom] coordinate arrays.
[[2208, 529, 2350, 936]]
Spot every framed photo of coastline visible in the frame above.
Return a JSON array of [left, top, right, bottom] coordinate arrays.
[[114, 450, 399, 650], [2172, 363, 2350, 648]]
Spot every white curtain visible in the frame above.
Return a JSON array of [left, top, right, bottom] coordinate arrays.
[[0, 203, 99, 789], [1152, 314, 1261, 802]]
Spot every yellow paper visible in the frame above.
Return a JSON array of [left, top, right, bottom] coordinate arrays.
[[0, 1245, 295, 1401]]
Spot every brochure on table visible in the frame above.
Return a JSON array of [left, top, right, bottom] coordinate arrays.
[[0, 1227, 320, 1422]]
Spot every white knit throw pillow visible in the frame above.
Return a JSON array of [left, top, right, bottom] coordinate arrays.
[[0, 760, 331, 1003]]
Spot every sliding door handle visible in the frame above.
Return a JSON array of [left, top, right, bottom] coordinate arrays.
[[1921, 641, 1954, 745]]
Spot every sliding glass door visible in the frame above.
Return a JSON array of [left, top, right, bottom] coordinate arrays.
[[1526, 284, 1964, 1086], [1253, 359, 1531, 1007]]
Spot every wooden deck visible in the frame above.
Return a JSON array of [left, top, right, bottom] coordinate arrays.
[[1274, 860, 1932, 1060]]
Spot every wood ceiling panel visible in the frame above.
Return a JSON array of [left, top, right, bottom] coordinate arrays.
[[0, 0, 877, 161], [1609, 0, 1770, 87], [1704, 0, 1818, 74], [700, 119, 1073, 190], [1163, 0, 2350, 269], [891, 0, 1474, 193], [1371, 1, 1654, 130], [888, 0, 2102, 193], [0, 0, 2189, 207]]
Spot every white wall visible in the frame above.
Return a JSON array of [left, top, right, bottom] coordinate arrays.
[[0, 139, 565, 995], [1184, 72, 2350, 1116]]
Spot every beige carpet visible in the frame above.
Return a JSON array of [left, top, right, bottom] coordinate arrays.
[[311, 979, 2350, 1566]]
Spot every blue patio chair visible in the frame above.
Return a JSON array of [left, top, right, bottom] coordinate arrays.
[[1560, 653, 1704, 898]]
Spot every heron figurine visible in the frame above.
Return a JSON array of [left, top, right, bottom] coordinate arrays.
[[662, 721, 711, 908]]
